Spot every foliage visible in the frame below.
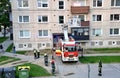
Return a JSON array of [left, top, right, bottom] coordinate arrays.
[[16, 63, 51, 77], [79, 56, 120, 63], [0, 37, 8, 43], [89, 48, 120, 51], [0, 56, 20, 65], [6, 43, 13, 52], [0, 0, 11, 37]]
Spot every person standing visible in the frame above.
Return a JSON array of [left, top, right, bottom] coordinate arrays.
[[44, 53, 48, 66], [37, 50, 40, 58], [0, 44, 2, 53], [13, 46, 16, 55], [51, 59, 55, 74], [33, 49, 37, 59]]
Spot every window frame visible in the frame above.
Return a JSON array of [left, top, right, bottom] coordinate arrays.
[[59, 16, 64, 24], [93, 0, 103, 7], [38, 15, 48, 23], [59, 1, 64, 9], [37, 0, 48, 8], [18, 15, 30, 23], [92, 28, 102, 36], [111, 0, 120, 7], [110, 28, 120, 36], [92, 15, 102, 21], [19, 30, 31, 38], [17, 0, 29, 8], [110, 14, 120, 21], [38, 30, 49, 37]]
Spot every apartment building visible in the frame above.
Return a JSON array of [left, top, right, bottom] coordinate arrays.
[[11, 0, 120, 51]]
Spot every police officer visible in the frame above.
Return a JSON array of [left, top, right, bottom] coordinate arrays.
[[98, 59, 102, 76], [33, 49, 37, 59], [44, 53, 48, 66], [37, 50, 40, 58]]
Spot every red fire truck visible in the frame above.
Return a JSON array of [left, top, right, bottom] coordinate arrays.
[[55, 25, 79, 62]]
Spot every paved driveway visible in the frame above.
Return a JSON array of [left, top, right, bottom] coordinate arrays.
[[54, 56, 120, 78]]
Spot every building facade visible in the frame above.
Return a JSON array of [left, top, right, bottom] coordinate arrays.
[[11, 0, 120, 51]]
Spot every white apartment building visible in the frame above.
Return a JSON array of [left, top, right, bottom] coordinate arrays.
[[11, 0, 120, 51]]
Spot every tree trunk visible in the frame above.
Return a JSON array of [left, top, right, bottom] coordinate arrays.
[[3, 26, 6, 37]]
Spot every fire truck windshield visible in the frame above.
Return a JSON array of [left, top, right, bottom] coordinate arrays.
[[64, 46, 76, 52]]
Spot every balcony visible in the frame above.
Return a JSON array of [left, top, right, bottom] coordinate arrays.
[[68, 21, 90, 27], [71, 6, 89, 14], [71, 27, 90, 41], [81, 21, 89, 27]]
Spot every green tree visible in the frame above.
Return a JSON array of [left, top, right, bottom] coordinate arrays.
[[0, 0, 11, 37]]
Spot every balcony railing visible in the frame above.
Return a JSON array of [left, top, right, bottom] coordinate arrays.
[[71, 6, 89, 14], [68, 21, 90, 27], [81, 21, 89, 27]]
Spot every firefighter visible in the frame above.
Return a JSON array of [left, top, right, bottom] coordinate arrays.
[[0, 44, 3, 53], [33, 49, 37, 59], [37, 50, 40, 58], [51, 59, 55, 74], [98, 59, 102, 76], [44, 53, 48, 66]]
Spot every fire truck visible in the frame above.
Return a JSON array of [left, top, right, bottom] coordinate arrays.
[[55, 25, 79, 62]]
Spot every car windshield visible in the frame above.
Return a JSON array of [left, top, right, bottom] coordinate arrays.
[[65, 46, 76, 52]]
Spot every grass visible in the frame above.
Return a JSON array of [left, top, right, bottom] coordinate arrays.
[[6, 43, 13, 52], [85, 48, 120, 54], [16, 63, 51, 77], [0, 56, 20, 65], [89, 48, 120, 51], [16, 51, 27, 55], [0, 56, 11, 62], [79, 56, 120, 63], [0, 37, 8, 43]]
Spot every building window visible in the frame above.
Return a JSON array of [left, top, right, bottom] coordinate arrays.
[[38, 30, 48, 37], [19, 30, 30, 38], [59, 16, 64, 24], [92, 29, 102, 36], [17, 0, 29, 8], [59, 1, 64, 9], [110, 28, 119, 35], [111, 0, 120, 6], [19, 16, 29, 23], [37, 0, 48, 8], [93, 0, 102, 7], [38, 16, 48, 23], [110, 14, 120, 21], [78, 15, 85, 21], [93, 15, 102, 21]]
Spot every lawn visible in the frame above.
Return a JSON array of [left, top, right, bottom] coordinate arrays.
[[0, 56, 20, 65], [16, 63, 51, 77], [79, 56, 120, 63], [85, 48, 120, 54], [0, 37, 8, 43], [6, 43, 13, 52]]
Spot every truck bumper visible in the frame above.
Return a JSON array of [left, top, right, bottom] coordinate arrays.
[[62, 57, 78, 62]]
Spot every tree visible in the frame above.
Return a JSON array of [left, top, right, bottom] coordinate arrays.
[[0, 0, 11, 37]]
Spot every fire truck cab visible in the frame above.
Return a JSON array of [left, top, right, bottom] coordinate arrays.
[[60, 40, 78, 62]]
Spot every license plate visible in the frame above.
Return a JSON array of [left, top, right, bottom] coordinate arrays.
[[68, 58, 74, 61]]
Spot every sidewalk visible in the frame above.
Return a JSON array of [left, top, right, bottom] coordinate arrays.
[[2, 38, 13, 51]]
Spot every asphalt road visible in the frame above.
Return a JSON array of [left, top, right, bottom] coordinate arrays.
[[54, 56, 120, 78]]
